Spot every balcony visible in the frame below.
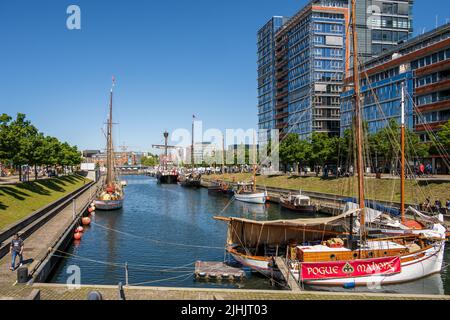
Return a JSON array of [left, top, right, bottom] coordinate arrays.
[[276, 48, 287, 59], [415, 79, 450, 96], [415, 120, 448, 132], [276, 91, 288, 99], [276, 69, 289, 79], [416, 97, 450, 113], [276, 101, 288, 109], [277, 80, 288, 89], [276, 112, 289, 120], [276, 122, 288, 129]]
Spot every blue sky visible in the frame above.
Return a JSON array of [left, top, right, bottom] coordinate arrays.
[[0, 0, 449, 152]]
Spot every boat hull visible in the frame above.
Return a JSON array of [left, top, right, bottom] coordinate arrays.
[[94, 199, 124, 211], [179, 180, 201, 188], [157, 174, 178, 184], [291, 241, 445, 286], [234, 192, 267, 204], [280, 200, 316, 214]]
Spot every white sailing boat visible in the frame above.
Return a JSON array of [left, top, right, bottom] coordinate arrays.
[[233, 135, 267, 204], [94, 78, 124, 211]]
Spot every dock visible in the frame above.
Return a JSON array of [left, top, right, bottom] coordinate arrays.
[[194, 261, 245, 280], [274, 257, 302, 292]]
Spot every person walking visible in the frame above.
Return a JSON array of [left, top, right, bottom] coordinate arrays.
[[9, 233, 24, 271], [419, 163, 425, 177]]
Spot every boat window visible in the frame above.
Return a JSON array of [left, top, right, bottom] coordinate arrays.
[[353, 253, 358, 259], [368, 252, 374, 258], [330, 254, 336, 260]]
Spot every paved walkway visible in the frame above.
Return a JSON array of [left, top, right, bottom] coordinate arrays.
[[0, 181, 99, 287], [1, 283, 449, 300]]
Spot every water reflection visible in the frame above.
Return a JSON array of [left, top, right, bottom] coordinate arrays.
[[49, 175, 450, 295]]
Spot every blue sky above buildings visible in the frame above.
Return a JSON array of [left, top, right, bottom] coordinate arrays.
[[0, 0, 448, 151]]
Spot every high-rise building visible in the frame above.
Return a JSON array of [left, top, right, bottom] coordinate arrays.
[[257, 0, 414, 141], [340, 24, 450, 173], [274, 0, 350, 139], [354, 0, 414, 62], [257, 16, 289, 142]]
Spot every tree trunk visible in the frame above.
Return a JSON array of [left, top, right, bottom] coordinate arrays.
[[35, 165, 38, 180], [18, 165, 22, 182]]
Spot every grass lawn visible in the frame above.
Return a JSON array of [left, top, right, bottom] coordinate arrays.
[[0, 175, 91, 231], [204, 173, 450, 205]]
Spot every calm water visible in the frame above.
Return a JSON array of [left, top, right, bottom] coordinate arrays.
[[50, 175, 450, 295]]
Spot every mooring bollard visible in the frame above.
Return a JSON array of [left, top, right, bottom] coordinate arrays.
[[118, 282, 126, 300], [87, 291, 103, 300]]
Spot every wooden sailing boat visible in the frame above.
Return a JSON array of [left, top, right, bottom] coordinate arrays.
[[153, 131, 179, 184], [94, 78, 124, 211], [215, 0, 445, 286], [233, 135, 267, 204], [178, 116, 201, 188]]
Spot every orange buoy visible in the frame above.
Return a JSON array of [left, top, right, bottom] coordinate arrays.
[[82, 217, 91, 226], [74, 232, 82, 240], [76, 226, 84, 233], [266, 196, 271, 201], [403, 219, 424, 230], [88, 207, 94, 213]]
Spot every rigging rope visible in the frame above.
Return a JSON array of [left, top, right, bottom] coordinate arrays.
[[90, 221, 224, 250]]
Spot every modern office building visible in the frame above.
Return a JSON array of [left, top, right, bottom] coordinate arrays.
[[274, 0, 349, 139], [257, 0, 414, 141], [354, 0, 414, 62], [257, 16, 289, 142], [340, 24, 450, 173]]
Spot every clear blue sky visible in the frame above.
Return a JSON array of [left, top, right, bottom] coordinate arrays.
[[0, 0, 449, 152]]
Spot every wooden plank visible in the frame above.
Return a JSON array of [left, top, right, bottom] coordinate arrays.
[[274, 257, 301, 292]]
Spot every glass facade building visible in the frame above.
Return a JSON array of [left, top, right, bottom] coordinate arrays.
[[257, 16, 289, 143], [340, 24, 450, 173], [257, 0, 415, 141], [354, 0, 414, 62], [274, 0, 349, 140]]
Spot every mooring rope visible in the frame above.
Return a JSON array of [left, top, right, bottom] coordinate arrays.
[[89, 221, 224, 250]]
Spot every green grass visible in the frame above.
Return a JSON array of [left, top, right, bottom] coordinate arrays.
[[0, 175, 91, 231], [205, 173, 450, 205]]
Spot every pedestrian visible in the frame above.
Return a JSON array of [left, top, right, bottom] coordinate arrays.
[[9, 233, 24, 271], [446, 199, 450, 214], [419, 163, 425, 177], [426, 163, 432, 176], [434, 199, 442, 213]]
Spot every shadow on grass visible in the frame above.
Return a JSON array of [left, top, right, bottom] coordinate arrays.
[[0, 186, 30, 200], [0, 201, 7, 210], [16, 181, 52, 195]]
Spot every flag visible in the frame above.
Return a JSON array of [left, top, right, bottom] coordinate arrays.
[[112, 75, 116, 86]]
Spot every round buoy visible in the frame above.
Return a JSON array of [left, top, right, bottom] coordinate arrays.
[[82, 217, 91, 226], [74, 232, 82, 240], [266, 196, 271, 201], [76, 226, 84, 233], [91, 205, 96, 211], [88, 207, 94, 213]]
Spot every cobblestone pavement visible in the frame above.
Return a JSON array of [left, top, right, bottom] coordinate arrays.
[[1, 284, 450, 300]]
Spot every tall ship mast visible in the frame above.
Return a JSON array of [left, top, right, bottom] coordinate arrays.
[[94, 77, 124, 210], [153, 131, 179, 184]]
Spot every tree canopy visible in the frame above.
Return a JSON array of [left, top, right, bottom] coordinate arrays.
[[0, 113, 82, 179]]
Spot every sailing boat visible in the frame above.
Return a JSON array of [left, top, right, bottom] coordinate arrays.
[[215, 0, 445, 286], [153, 131, 179, 184], [178, 116, 201, 188], [234, 136, 267, 204], [94, 78, 124, 211]]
